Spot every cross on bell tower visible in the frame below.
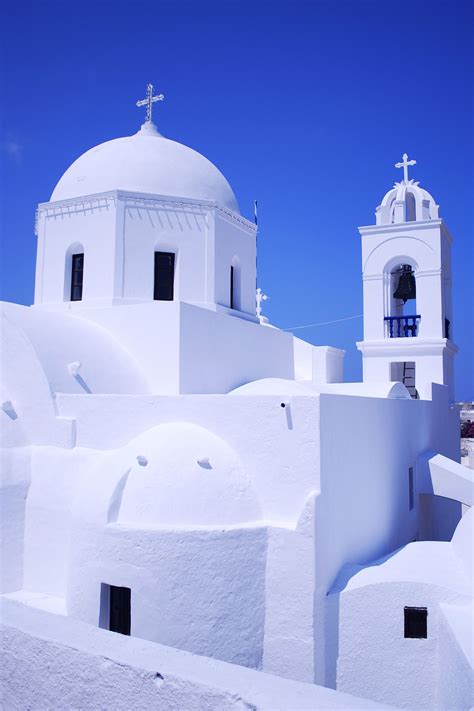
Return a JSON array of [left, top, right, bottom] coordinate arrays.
[[136, 83, 164, 124], [395, 153, 417, 183]]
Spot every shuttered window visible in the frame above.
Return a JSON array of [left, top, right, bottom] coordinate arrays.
[[70, 253, 84, 301]]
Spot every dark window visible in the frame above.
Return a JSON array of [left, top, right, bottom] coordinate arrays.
[[109, 585, 131, 635], [154, 251, 175, 301], [404, 607, 427, 638], [70, 253, 84, 301], [444, 318, 450, 340], [408, 467, 414, 510], [230, 266, 235, 309]]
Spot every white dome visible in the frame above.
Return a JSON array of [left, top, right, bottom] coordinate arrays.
[[230, 378, 317, 396], [376, 179, 439, 225], [50, 122, 240, 213], [117, 422, 261, 527]]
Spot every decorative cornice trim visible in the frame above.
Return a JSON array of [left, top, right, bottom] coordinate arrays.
[[37, 195, 116, 226], [358, 219, 444, 236], [37, 190, 256, 232], [415, 268, 442, 278], [356, 338, 458, 357], [362, 273, 383, 282]]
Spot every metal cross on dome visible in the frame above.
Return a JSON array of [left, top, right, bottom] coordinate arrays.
[[395, 153, 417, 183], [136, 83, 164, 123]]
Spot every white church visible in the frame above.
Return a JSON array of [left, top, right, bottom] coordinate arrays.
[[1, 84, 472, 710]]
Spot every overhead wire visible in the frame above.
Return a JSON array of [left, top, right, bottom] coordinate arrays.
[[282, 314, 363, 331]]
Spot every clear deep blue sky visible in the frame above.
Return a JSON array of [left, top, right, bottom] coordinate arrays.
[[2, 0, 473, 399]]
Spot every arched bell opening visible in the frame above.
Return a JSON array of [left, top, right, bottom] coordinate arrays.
[[384, 259, 420, 338]]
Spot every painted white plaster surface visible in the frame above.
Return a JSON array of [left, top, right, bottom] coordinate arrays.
[[2, 301, 149, 396], [293, 339, 345, 384], [4, 590, 67, 615], [116, 423, 261, 526], [335, 508, 473, 709], [424, 453, 473, 506], [36, 189, 256, 318], [437, 602, 474, 711], [0, 447, 31, 592], [335, 541, 470, 594], [54, 394, 321, 523], [51, 122, 239, 212], [313, 385, 461, 687], [0, 599, 394, 711], [46, 381, 461, 688], [0, 304, 75, 448], [357, 173, 456, 399], [27, 299, 294, 395], [231, 377, 317, 395], [318, 381, 411, 398], [231, 377, 411, 399], [1, 117, 468, 710]]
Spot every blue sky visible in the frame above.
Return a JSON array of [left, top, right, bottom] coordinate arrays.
[[2, 0, 473, 399]]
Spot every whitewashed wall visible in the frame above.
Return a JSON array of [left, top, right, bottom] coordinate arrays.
[[35, 192, 257, 316], [0, 599, 390, 711], [357, 215, 456, 400], [313, 385, 461, 687]]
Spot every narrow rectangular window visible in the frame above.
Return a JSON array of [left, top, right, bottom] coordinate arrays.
[[408, 466, 414, 510], [109, 585, 131, 635], [230, 266, 235, 309], [404, 606, 427, 638], [70, 253, 84, 301], [154, 251, 175, 301], [444, 318, 450, 339]]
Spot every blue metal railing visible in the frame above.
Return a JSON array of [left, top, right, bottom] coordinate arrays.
[[384, 315, 421, 338]]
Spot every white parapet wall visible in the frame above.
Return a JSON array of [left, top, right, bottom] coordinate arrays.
[[0, 599, 392, 711]]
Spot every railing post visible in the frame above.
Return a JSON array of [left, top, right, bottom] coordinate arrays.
[[384, 315, 421, 338]]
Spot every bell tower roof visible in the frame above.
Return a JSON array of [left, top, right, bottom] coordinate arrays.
[[376, 154, 439, 225]]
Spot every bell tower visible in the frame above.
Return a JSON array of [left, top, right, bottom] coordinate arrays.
[[357, 154, 457, 400]]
